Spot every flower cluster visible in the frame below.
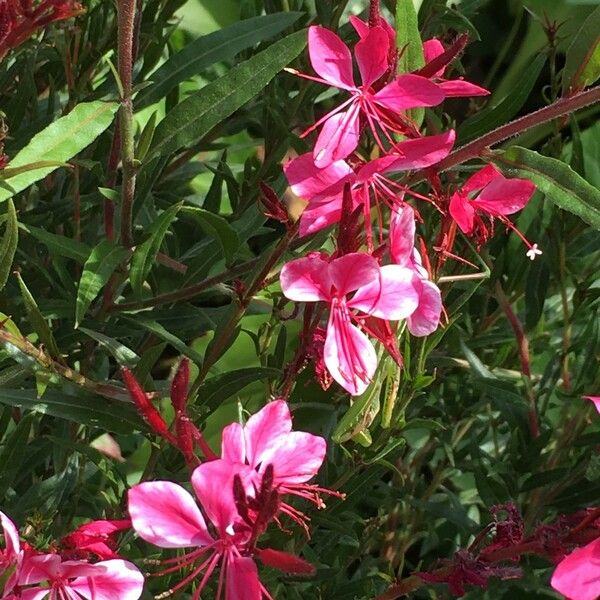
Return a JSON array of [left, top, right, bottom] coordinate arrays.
[[0, 0, 83, 61], [0, 511, 143, 599], [279, 13, 538, 395]]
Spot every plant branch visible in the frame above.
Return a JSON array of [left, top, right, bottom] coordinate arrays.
[[117, 0, 137, 248]]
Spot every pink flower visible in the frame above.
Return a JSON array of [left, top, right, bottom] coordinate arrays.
[[551, 537, 600, 600], [128, 460, 313, 600], [16, 552, 143, 600], [287, 26, 445, 167], [220, 400, 332, 526], [389, 204, 442, 337], [59, 519, 132, 561], [0, 511, 22, 597], [284, 130, 455, 237], [280, 252, 418, 395], [422, 39, 489, 97], [448, 164, 539, 258], [584, 396, 600, 414]]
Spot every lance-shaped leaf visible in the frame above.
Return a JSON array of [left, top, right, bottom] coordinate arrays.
[[16, 273, 61, 359], [78, 327, 140, 369], [562, 6, 600, 94], [147, 29, 306, 159], [0, 101, 118, 203], [396, 0, 425, 74], [135, 12, 303, 110], [496, 146, 600, 230], [0, 199, 18, 289], [130, 203, 181, 297], [75, 240, 129, 326], [19, 224, 91, 263]]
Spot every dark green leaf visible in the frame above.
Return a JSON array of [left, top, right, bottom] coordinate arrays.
[[78, 327, 140, 369], [496, 146, 600, 230], [0, 412, 34, 498], [148, 30, 307, 159], [16, 273, 61, 359], [135, 12, 303, 110], [562, 6, 600, 93], [75, 240, 129, 326], [20, 224, 91, 263], [130, 203, 181, 297], [0, 199, 18, 289]]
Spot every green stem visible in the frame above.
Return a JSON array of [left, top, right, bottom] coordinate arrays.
[[117, 0, 137, 248]]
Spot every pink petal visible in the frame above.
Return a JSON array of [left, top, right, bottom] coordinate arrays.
[[439, 79, 489, 97], [18, 590, 49, 600], [374, 74, 445, 111], [19, 554, 61, 585], [462, 164, 501, 194], [192, 460, 248, 534], [407, 279, 442, 337], [355, 26, 389, 87], [551, 537, 600, 600], [283, 153, 354, 201], [257, 548, 315, 575], [474, 176, 535, 215], [308, 26, 355, 90], [349, 265, 419, 320], [221, 422, 245, 464], [1, 511, 20, 561], [225, 556, 262, 600], [68, 560, 144, 600], [314, 107, 361, 168], [328, 252, 380, 296], [385, 130, 456, 171], [280, 254, 332, 302], [389, 204, 416, 266], [257, 431, 326, 485], [128, 482, 212, 548], [244, 400, 292, 468], [324, 315, 377, 396], [449, 191, 476, 234], [423, 39, 446, 77], [58, 560, 101, 580], [299, 194, 346, 236], [349, 15, 369, 39], [584, 396, 600, 414]]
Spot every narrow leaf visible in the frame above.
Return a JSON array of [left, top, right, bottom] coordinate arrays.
[[563, 6, 600, 94], [78, 327, 140, 369], [75, 240, 129, 326], [182, 206, 239, 265], [148, 30, 307, 159], [19, 224, 91, 263], [396, 0, 425, 73], [16, 273, 61, 359], [496, 146, 600, 230], [135, 12, 303, 110], [0, 101, 118, 203], [130, 203, 181, 297], [0, 199, 18, 289]]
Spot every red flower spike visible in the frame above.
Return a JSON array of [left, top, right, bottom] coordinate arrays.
[[257, 548, 316, 576], [121, 367, 178, 447], [60, 519, 132, 561], [259, 182, 289, 226]]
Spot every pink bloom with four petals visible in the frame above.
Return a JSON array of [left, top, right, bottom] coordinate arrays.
[[288, 25, 445, 168], [280, 252, 418, 395]]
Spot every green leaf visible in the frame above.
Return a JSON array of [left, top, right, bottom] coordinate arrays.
[[333, 379, 382, 444], [135, 12, 303, 110], [396, 0, 425, 73], [0, 412, 34, 498], [195, 367, 281, 409], [75, 240, 129, 326], [124, 317, 204, 366], [562, 6, 600, 93], [148, 30, 307, 159], [0, 388, 143, 434], [182, 206, 239, 265], [0, 101, 118, 203], [130, 203, 181, 297], [496, 146, 600, 230], [19, 224, 91, 263], [459, 54, 545, 144], [0, 199, 18, 290], [16, 273, 61, 359], [78, 327, 140, 369]]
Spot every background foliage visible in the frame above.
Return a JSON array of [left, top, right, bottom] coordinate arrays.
[[0, 0, 599, 598]]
